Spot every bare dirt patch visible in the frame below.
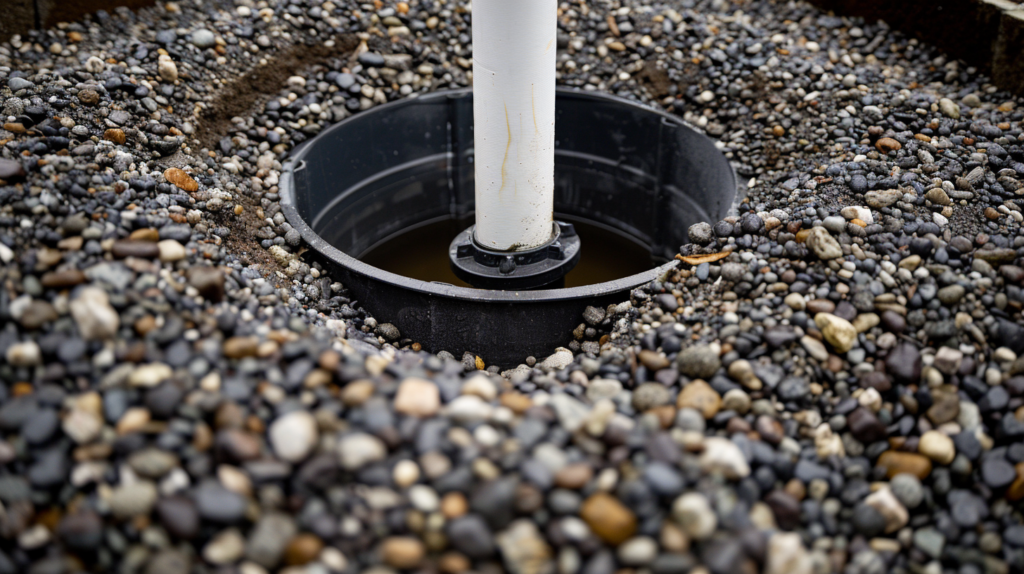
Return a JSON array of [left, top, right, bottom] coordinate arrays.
[[195, 34, 359, 278], [196, 33, 359, 150]]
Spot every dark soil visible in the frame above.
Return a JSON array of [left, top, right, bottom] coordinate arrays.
[[195, 33, 358, 279]]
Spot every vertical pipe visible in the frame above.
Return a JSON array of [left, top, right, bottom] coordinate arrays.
[[472, 0, 557, 252]]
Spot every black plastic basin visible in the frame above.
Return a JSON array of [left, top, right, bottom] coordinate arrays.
[[280, 88, 737, 366]]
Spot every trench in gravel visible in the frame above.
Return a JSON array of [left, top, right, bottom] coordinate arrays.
[[194, 34, 359, 283]]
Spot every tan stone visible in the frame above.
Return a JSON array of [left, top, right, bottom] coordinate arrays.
[[580, 493, 637, 545], [877, 451, 932, 480], [1007, 462, 1024, 501], [875, 137, 902, 153], [164, 168, 198, 192], [814, 313, 857, 353], [918, 431, 955, 465], [116, 408, 151, 435], [676, 380, 721, 419], [440, 492, 467, 518], [222, 336, 259, 359], [103, 128, 126, 144], [284, 534, 323, 566], [380, 537, 425, 569], [341, 380, 375, 406], [394, 378, 441, 417], [554, 463, 593, 489]]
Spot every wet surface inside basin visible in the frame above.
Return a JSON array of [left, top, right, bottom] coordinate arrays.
[[359, 217, 655, 288]]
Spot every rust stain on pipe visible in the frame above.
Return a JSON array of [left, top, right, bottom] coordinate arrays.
[[500, 102, 511, 192], [532, 84, 540, 134]]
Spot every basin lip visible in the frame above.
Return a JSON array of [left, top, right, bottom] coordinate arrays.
[[280, 87, 736, 304]]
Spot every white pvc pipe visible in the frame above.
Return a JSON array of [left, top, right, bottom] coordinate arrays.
[[472, 0, 557, 252]]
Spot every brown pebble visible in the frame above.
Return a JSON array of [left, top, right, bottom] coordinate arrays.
[[650, 405, 676, 428], [985, 207, 1001, 221], [40, 269, 86, 289], [111, 240, 159, 259], [214, 429, 261, 461], [12, 382, 33, 397], [726, 417, 751, 434], [580, 492, 636, 546], [192, 423, 212, 452], [19, 300, 57, 330], [222, 336, 259, 359], [78, 89, 99, 105], [104, 129, 126, 144], [58, 237, 84, 252], [638, 349, 671, 371], [380, 537, 425, 569], [128, 228, 160, 242], [3, 122, 26, 133], [806, 299, 836, 314], [134, 315, 157, 336], [875, 137, 902, 153], [341, 380, 375, 407], [787, 479, 808, 502], [440, 492, 468, 519], [1007, 462, 1024, 502], [755, 415, 785, 445], [676, 380, 721, 419], [318, 349, 340, 370], [284, 533, 323, 566], [214, 403, 245, 429], [439, 552, 470, 573], [554, 463, 593, 489], [164, 168, 199, 192], [764, 489, 802, 530], [877, 451, 932, 480], [500, 392, 532, 414], [926, 389, 960, 425], [116, 408, 151, 435], [36, 247, 63, 268]]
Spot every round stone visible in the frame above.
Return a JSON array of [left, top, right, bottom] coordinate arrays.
[[191, 29, 216, 48], [269, 410, 319, 462], [918, 431, 956, 465], [889, 474, 924, 509], [687, 222, 714, 245], [381, 537, 425, 569], [673, 492, 716, 540], [580, 493, 636, 545], [108, 482, 158, 519], [677, 345, 721, 379]]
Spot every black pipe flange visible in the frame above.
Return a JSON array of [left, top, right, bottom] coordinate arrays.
[[449, 221, 581, 290]]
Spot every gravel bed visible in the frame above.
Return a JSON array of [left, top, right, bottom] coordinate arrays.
[[1, 1, 1024, 574]]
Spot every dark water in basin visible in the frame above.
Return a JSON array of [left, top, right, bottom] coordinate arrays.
[[360, 218, 656, 288]]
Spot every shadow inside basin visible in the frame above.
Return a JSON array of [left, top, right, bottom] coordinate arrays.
[[359, 216, 656, 288]]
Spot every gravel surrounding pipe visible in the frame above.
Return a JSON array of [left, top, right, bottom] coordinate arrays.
[[2, 1, 1024, 574]]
